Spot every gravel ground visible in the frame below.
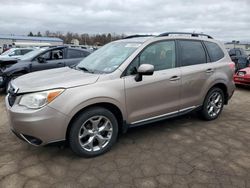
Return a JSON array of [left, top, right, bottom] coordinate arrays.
[[0, 88, 250, 188]]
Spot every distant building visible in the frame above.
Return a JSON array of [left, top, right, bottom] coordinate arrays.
[[71, 39, 80, 45], [0, 35, 63, 51], [225, 42, 250, 55]]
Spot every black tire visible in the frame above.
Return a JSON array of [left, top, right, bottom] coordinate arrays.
[[69, 107, 118, 157], [200, 87, 225, 121]]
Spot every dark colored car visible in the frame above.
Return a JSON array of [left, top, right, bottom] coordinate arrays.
[[228, 48, 249, 72], [0, 46, 90, 90]]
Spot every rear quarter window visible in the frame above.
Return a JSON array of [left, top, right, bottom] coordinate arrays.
[[204, 41, 224, 62]]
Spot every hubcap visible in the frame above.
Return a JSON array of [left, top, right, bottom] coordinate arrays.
[[78, 116, 113, 152], [207, 91, 223, 117]]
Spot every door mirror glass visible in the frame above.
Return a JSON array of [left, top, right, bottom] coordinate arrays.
[[135, 64, 154, 82]]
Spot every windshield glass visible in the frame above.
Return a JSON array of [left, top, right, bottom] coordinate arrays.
[[77, 41, 141, 73], [19, 48, 47, 61], [1, 48, 15, 56]]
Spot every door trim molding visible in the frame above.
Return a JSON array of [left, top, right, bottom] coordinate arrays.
[[130, 105, 197, 126]]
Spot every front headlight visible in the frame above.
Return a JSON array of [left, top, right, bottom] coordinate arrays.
[[19, 89, 64, 109]]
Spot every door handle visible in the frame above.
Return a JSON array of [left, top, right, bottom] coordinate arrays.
[[206, 68, 214, 73], [169, 75, 180, 81]]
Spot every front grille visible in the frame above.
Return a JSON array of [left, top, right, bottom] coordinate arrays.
[[8, 94, 16, 106]]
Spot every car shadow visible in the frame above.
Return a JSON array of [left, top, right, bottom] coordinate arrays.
[[235, 85, 250, 90]]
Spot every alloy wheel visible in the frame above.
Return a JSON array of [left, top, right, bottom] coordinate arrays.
[[78, 115, 113, 152], [207, 91, 223, 118]]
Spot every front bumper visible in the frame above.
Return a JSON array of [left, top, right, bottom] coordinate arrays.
[[5, 95, 70, 146]]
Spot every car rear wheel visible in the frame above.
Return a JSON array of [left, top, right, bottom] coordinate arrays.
[[69, 107, 118, 157], [200, 87, 224, 121]]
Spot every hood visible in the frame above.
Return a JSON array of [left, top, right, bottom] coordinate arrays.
[[12, 67, 100, 93]]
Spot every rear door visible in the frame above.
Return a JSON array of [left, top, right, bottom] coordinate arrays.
[[65, 49, 89, 66], [177, 40, 212, 110], [124, 40, 181, 124]]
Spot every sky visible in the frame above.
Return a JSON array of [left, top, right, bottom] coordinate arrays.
[[0, 0, 249, 41]]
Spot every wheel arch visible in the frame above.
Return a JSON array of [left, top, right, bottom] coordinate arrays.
[[208, 82, 229, 104], [65, 102, 125, 142]]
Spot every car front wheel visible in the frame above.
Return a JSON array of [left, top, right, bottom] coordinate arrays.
[[69, 107, 118, 157]]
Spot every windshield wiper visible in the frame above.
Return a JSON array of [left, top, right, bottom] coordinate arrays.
[[76, 66, 94, 73]]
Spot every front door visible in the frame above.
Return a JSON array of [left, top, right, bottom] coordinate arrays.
[[31, 49, 65, 71], [124, 40, 181, 124]]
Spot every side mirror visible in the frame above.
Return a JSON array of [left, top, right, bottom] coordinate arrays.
[[135, 64, 154, 82], [37, 56, 46, 63]]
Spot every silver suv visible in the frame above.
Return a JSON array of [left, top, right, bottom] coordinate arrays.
[[5, 32, 235, 157]]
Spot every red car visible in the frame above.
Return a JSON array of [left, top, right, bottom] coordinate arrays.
[[234, 67, 250, 86]]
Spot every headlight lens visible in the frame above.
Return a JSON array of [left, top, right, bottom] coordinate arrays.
[[19, 89, 64, 109]]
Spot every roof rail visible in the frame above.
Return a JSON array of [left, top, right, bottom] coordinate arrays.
[[158, 32, 213, 39], [123, 34, 154, 39]]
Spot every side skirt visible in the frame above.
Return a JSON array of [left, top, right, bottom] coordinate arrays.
[[127, 106, 200, 128]]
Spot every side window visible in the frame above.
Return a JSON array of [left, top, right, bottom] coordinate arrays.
[[126, 40, 176, 75], [179, 40, 207, 66], [82, 51, 90, 57], [40, 51, 51, 60], [40, 49, 63, 60], [229, 49, 236, 56], [67, 49, 83, 59], [14, 50, 21, 56], [20, 49, 32, 55], [236, 50, 241, 56], [204, 41, 224, 62]]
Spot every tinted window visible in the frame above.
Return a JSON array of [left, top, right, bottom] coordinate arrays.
[[204, 41, 224, 62], [179, 40, 206, 66], [229, 49, 236, 56], [236, 50, 241, 56], [20, 49, 32, 55], [67, 49, 84, 59]]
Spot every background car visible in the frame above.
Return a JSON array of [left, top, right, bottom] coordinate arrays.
[[228, 48, 249, 72], [0, 48, 33, 60], [234, 66, 250, 86], [0, 46, 91, 90]]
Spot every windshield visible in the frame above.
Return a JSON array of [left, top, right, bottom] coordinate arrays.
[[76, 41, 141, 73], [19, 48, 47, 61], [1, 48, 15, 56]]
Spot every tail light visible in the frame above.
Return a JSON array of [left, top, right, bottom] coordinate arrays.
[[238, 71, 246, 76], [229, 62, 235, 73]]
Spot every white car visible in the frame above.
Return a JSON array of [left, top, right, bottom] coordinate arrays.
[[0, 48, 33, 60]]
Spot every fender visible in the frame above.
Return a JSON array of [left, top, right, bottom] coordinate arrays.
[[68, 97, 127, 121]]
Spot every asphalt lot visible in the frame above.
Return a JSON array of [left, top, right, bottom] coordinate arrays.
[[0, 88, 250, 188]]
